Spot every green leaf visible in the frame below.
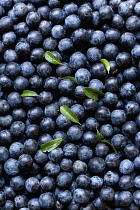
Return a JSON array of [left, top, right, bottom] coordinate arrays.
[[96, 129, 104, 142], [44, 51, 63, 65], [40, 138, 63, 152], [21, 90, 38, 97], [84, 87, 104, 100], [100, 59, 110, 74], [102, 140, 117, 153], [60, 76, 79, 84], [60, 105, 81, 125]]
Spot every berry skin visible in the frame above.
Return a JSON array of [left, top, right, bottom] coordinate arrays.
[[14, 22, 29, 36], [120, 82, 136, 98], [14, 76, 29, 92], [134, 2, 140, 15], [40, 176, 55, 192], [82, 131, 98, 146], [28, 198, 40, 210], [112, 14, 125, 29], [100, 124, 113, 138], [111, 110, 126, 126], [10, 121, 25, 137], [111, 134, 127, 150], [78, 146, 93, 162], [64, 14, 81, 30], [133, 190, 140, 206], [78, 3, 92, 21], [44, 161, 60, 176], [104, 170, 119, 186], [105, 77, 119, 93], [76, 175, 90, 189], [95, 106, 111, 123], [99, 5, 113, 20], [57, 190, 72, 205], [93, 197, 106, 210], [0, 146, 9, 162], [4, 49, 18, 62], [9, 142, 23, 159], [119, 175, 134, 190], [5, 62, 20, 78], [119, 159, 134, 174], [85, 117, 99, 131], [2, 200, 14, 210], [0, 99, 10, 116], [88, 157, 106, 173], [18, 154, 33, 171], [105, 28, 120, 43], [120, 32, 136, 48], [25, 177, 39, 193], [49, 8, 65, 25], [87, 47, 102, 63], [72, 28, 88, 47], [100, 186, 115, 202], [56, 114, 71, 129], [13, 3, 27, 17], [123, 66, 138, 82], [48, 148, 63, 163], [23, 139, 38, 156], [4, 158, 19, 176], [122, 121, 137, 137], [116, 52, 132, 68], [73, 188, 90, 204], [10, 176, 25, 192], [131, 44, 140, 60], [44, 103, 59, 118], [73, 160, 87, 174], [135, 132, 140, 149], [105, 153, 120, 168], [37, 5, 50, 19], [124, 144, 139, 159], [102, 43, 118, 60], [58, 38, 73, 54], [56, 172, 72, 188], [51, 25, 65, 40], [95, 143, 109, 157], [71, 104, 85, 120], [63, 143, 77, 158], [90, 63, 106, 79], [0, 191, 6, 206], [75, 68, 91, 85], [63, 2, 78, 16], [118, 191, 133, 207], [118, 1, 133, 17], [69, 52, 86, 69], [67, 125, 83, 142], [125, 16, 140, 32], [90, 30, 106, 46], [39, 192, 55, 209], [90, 176, 103, 190], [58, 79, 75, 96], [2, 31, 16, 47], [43, 37, 57, 51]]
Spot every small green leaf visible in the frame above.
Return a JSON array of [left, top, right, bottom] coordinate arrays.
[[40, 138, 63, 152], [84, 87, 104, 100], [102, 140, 117, 153], [60, 76, 79, 84], [96, 129, 104, 142], [60, 105, 81, 125], [100, 59, 110, 74], [21, 90, 38, 97], [44, 51, 63, 65]]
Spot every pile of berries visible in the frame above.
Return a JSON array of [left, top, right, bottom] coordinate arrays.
[[0, 0, 140, 209]]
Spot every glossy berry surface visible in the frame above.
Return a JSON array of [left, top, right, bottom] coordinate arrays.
[[0, 0, 139, 209]]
